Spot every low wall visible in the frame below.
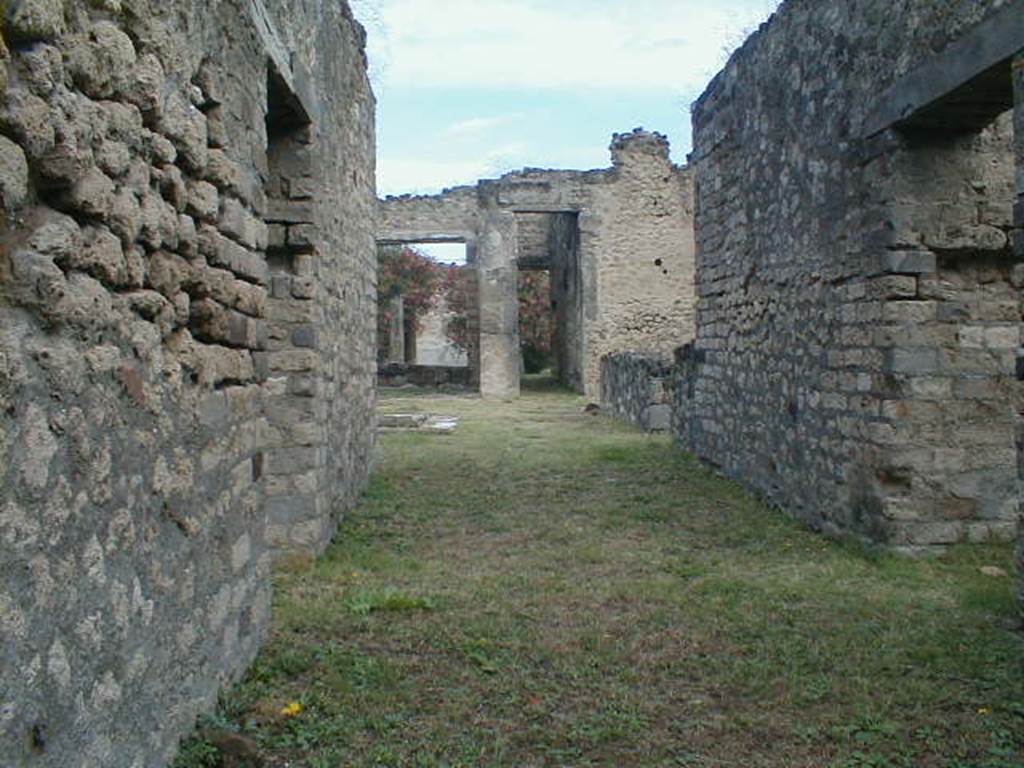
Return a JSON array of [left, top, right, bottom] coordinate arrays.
[[600, 353, 673, 432], [378, 363, 472, 389]]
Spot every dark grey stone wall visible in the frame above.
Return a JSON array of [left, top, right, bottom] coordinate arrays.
[[679, 0, 1020, 549], [1014, 54, 1024, 611], [600, 352, 673, 432], [0, 0, 376, 765], [550, 211, 583, 391]]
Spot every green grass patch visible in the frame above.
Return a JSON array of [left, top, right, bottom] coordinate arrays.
[[174, 387, 1024, 768]]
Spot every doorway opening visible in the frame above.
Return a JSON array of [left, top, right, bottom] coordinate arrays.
[[513, 211, 581, 391], [375, 240, 477, 390]]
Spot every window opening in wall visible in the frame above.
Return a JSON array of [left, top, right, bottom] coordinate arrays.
[[265, 65, 314, 279], [375, 241, 473, 389]]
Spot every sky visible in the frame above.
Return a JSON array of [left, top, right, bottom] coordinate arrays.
[[351, 0, 782, 263]]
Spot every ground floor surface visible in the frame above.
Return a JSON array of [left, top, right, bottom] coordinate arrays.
[[175, 378, 1022, 767]]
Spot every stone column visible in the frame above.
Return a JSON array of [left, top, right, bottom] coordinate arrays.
[[464, 240, 482, 390], [387, 294, 405, 364], [478, 207, 520, 398], [1013, 54, 1023, 613]]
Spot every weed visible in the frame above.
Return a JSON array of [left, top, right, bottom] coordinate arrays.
[[345, 586, 434, 615]]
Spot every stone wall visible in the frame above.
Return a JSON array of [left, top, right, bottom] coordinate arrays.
[[378, 130, 696, 400], [580, 132, 695, 400], [549, 211, 583, 390], [600, 352, 673, 432], [678, 0, 1021, 548], [0, 0, 376, 765], [378, 362, 472, 389], [1015, 54, 1024, 609]]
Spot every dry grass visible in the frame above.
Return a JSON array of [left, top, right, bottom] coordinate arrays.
[[175, 378, 1024, 768]]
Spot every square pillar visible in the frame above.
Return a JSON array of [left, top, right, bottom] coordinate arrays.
[[387, 294, 405, 364], [478, 209, 520, 398]]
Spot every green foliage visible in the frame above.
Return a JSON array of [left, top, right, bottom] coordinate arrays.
[[376, 244, 449, 359], [172, 736, 220, 768]]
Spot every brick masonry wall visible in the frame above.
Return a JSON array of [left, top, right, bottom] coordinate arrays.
[[679, 0, 1019, 549], [0, 0, 375, 765]]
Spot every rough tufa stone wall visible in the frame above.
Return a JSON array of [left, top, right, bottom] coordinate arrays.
[[678, 0, 1020, 550], [0, 0, 376, 765], [378, 130, 696, 400], [600, 352, 673, 432], [1015, 53, 1024, 610]]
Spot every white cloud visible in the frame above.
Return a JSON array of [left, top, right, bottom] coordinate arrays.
[[444, 113, 524, 137], [415, 242, 468, 264], [377, 156, 486, 197], [378, 142, 534, 196], [365, 0, 782, 94]]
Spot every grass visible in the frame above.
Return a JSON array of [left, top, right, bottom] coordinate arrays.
[[175, 380, 1024, 767]]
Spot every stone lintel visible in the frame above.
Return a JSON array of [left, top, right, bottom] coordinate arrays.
[[863, 4, 1024, 137], [248, 0, 317, 124], [376, 233, 473, 245]]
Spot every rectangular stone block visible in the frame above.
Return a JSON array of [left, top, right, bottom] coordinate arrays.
[[267, 349, 318, 373], [189, 299, 266, 350], [219, 197, 269, 250], [907, 521, 963, 546], [885, 347, 940, 375], [936, 301, 970, 323], [290, 325, 317, 348], [985, 326, 1019, 350], [271, 275, 292, 299], [210, 234, 269, 285], [266, 198, 314, 224], [908, 377, 952, 400], [882, 300, 935, 324], [642, 404, 672, 432], [291, 277, 316, 299], [288, 224, 316, 248], [882, 250, 936, 275], [268, 223, 287, 249], [266, 448, 319, 476], [264, 493, 318, 523]]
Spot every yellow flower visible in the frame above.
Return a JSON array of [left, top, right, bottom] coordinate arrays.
[[977, 707, 992, 715], [280, 701, 303, 717]]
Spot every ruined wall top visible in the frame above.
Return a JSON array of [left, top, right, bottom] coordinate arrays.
[[693, 0, 1016, 153], [610, 128, 671, 168], [378, 128, 688, 227]]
